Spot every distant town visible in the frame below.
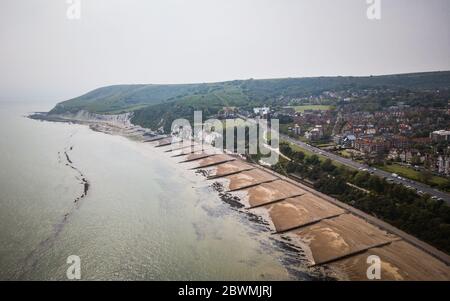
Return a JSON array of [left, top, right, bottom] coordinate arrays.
[[42, 73, 450, 258], [216, 87, 450, 193]]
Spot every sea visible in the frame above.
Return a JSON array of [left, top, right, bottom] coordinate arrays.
[[0, 101, 314, 280]]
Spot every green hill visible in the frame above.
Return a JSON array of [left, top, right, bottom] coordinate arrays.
[[48, 71, 450, 131], [49, 83, 208, 114]]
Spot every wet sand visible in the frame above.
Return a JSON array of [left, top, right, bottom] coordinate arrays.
[[190, 154, 236, 169], [207, 160, 255, 178], [172, 145, 213, 156], [200, 159, 450, 280], [265, 194, 346, 233], [292, 214, 397, 265], [181, 152, 215, 163], [331, 240, 450, 281], [240, 180, 306, 208], [224, 169, 279, 191], [156, 137, 177, 146]]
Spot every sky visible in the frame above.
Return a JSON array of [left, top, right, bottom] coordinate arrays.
[[0, 0, 449, 102]]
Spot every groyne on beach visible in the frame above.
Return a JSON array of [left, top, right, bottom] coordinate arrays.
[[29, 113, 450, 280], [152, 137, 450, 281]]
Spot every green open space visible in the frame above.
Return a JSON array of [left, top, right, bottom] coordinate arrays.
[[377, 163, 450, 187]]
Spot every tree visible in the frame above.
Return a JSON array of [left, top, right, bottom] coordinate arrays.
[[419, 170, 433, 185], [367, 176, 384, 193], [321, 159, 335, 172], [292, 151, 305, 162], [286, 161, 297, 173], [279, 143, 293, 157], [353, 171, 370, 186], [306, 154, 320, 165]]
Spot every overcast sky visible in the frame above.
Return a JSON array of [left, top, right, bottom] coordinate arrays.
[[0, 0, 449, 102]]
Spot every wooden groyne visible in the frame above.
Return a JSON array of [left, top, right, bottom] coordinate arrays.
[[151, 140, 450, 281]]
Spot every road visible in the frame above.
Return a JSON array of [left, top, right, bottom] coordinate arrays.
[[235, 113, 450, 204], [281, 134, 450, 205]]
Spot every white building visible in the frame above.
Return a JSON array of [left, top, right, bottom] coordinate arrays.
[[253, 107, 270, 117], [293, 124, 301, 135], [431, 130, 450, 142], [437, 155, 450, 175]]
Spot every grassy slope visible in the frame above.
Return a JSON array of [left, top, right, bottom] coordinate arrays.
[[49, 83, 206, 114], [292, 105, 335, 112], [48, 71, 450, 131]]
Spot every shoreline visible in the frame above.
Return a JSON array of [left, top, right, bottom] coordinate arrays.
[[29, 112, 328, 280], [152, 132, 450, 280], [28, 112, 450, 280]]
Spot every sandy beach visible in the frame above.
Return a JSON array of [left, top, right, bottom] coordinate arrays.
[[33, 114, 450, 281], [192, 153, 450, 280]]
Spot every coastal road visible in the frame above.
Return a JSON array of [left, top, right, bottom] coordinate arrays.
[[235, 113, 450, 204], [281, 134, 450, 205]]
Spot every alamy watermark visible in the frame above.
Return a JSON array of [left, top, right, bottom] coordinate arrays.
[[66, 0, 81, 20], [170, 111, 280, 165], [65, 1, 381, 21], [366, 0, 381, 20], [366, 255, 381, 280], [66, 255, 81, 280]]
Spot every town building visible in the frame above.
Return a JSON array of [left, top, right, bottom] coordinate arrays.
[[305, 125, 323, 141], [253, 107, 270, 119], [293, 124, 302, 135], [437, 155, 450, 175], [354, 137, 390, 154], [430, 130, 450, 142]]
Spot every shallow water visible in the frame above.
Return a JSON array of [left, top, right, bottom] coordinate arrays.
[[0, 101, 313, 280]]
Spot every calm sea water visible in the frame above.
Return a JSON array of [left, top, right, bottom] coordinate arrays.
[[0, 101, 311, 280]]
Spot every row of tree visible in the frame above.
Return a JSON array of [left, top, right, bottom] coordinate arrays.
[[273, 143, 450, 254]]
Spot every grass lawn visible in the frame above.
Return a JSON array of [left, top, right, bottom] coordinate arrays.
[[282, 140, 345, 168], [279, 123, 293, 134], [103, 103, 150, 114], [291, 105, 335, 112], [285, 141, 316, 157], [377, 163, 449, 187], [315, 143, 335, 148], [338, 150, 352, 158]]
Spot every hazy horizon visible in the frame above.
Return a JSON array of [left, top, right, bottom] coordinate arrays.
[[1, 0, 449, 102]]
